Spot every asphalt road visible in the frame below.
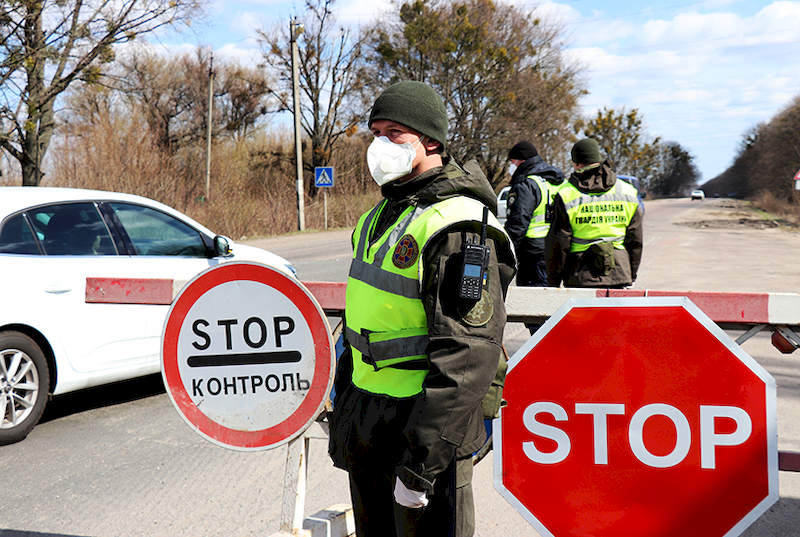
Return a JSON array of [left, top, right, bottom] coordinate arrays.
[[2, 197, 799, 537]]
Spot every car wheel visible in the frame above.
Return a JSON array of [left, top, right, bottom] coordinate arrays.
[[0, 331, 50, 445]]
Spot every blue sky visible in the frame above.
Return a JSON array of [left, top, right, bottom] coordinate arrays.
[[150, 0, 800, 182]]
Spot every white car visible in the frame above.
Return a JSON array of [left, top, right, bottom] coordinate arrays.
[[497, 185, 511, 223], [0, 187, 295, 444], [691, 189, 705, 200]]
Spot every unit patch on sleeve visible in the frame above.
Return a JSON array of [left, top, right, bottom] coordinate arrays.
[[460, 290, 494, 327], [392, 234, 419, 269]]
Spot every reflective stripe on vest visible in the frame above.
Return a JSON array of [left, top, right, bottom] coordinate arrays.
[[558, 180, 639, 253], [525, 175, 554, 239], [346, 196, 507, 398]]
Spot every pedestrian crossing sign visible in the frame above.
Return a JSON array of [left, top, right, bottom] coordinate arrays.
[[314, 167, 334, 187]]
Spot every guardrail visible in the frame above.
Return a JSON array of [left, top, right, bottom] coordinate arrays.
[[302, 281, 800, 472]]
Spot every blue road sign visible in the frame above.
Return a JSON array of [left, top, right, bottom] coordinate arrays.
[[314, 167, 334, 187]]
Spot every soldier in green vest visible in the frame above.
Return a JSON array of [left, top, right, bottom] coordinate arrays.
[[327, 80, 516, 537], [545, 138, 643, 288], [504, 140, 564, 288], [504, 140, 564, 334]]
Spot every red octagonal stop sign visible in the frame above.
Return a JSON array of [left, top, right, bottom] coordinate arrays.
[[494, 297, 778, 537]]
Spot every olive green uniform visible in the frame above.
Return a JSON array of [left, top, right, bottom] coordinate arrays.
[[546, 161, 643, 288], [328, 158, 515, 536]]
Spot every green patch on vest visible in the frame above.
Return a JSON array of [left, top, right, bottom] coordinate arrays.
[[460, 291, 494, 327]]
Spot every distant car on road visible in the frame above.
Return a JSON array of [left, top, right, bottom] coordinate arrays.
[[617, 175, 646, 214], [691, 189, 706, 200], [0, 187, 296, 445]]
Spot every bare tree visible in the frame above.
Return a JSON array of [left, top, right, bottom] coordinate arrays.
[[649, 141, 700, 197], [577, 107, 662, 188], [104, 47, 275, 151], [362, 0, 584, 185], [218, 63, 274, 139], [753, 96, 800, 200], [258, 0, 365, 197], [706, 96, 800, 202], [0, 0, 203, 185], [115, 50, 200, 151]]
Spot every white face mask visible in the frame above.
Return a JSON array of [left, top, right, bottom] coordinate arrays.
[[508, 162, 518, 176], [367, 135, 420, 186]]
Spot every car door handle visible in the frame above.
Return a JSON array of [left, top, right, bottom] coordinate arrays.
[[44, 284, 72, 294]]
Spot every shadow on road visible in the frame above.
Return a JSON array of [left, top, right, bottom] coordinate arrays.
[[1, 531, 91, 537], [39, 373, 165, 424]]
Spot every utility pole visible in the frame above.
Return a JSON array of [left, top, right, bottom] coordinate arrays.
[[205, 53, 214, 201], [290, 17, 305, 231]]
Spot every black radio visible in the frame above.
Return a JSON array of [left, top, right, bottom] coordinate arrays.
[[458, 206, 490, 301]]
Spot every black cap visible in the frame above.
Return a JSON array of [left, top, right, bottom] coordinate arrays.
[[508, 141, 538, 161]]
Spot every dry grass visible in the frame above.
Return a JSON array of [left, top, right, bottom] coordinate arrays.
[[51, 114, 200, 209], [42, 117, 379, 239], [751, 190, 800, 227]]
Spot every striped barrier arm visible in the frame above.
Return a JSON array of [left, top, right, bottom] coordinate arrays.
[[300, 281, 800, 330], [300, 281, 800, 472], [83, 278, 800, 471]]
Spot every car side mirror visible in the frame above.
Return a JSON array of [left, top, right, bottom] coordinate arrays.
[[214, 235, 233, 257]]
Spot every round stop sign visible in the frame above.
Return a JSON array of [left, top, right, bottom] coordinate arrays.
[[161, 262, 333, 451], [494, 297, 778, 537]]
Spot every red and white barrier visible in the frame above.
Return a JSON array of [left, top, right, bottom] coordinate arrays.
[[507, 287, 800, 328], [300, 281, 800, 329], [87, 277, 800, 329], [299, 281, 800, 473], [85, 277, 183, 305], [84, 277, 800, 472]]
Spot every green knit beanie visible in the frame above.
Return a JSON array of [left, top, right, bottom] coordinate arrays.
[[368, 80, 448, 149], [571, 138, 602, 164]]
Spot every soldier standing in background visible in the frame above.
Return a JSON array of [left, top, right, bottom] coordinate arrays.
[[546, 138, 643, 288]]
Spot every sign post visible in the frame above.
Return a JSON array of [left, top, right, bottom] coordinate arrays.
[[315, 166, 334, 230], [162, 262, 334, 534], [494, 297, 778, 537]]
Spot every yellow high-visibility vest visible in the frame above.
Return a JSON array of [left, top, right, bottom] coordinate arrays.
[[525, 175, 559, 239], [557, 179, 639, 252], [345, 196, 508, 398]]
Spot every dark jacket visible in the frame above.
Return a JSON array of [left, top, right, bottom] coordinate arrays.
[[328, 157, 516, 493], [504, 155, 564, 258], [545, 161, 643, 288]]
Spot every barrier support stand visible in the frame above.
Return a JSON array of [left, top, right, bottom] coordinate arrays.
[[275, 435, 311, 537], [271, 420, 347, 537], [735, 324, 767, 344]]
